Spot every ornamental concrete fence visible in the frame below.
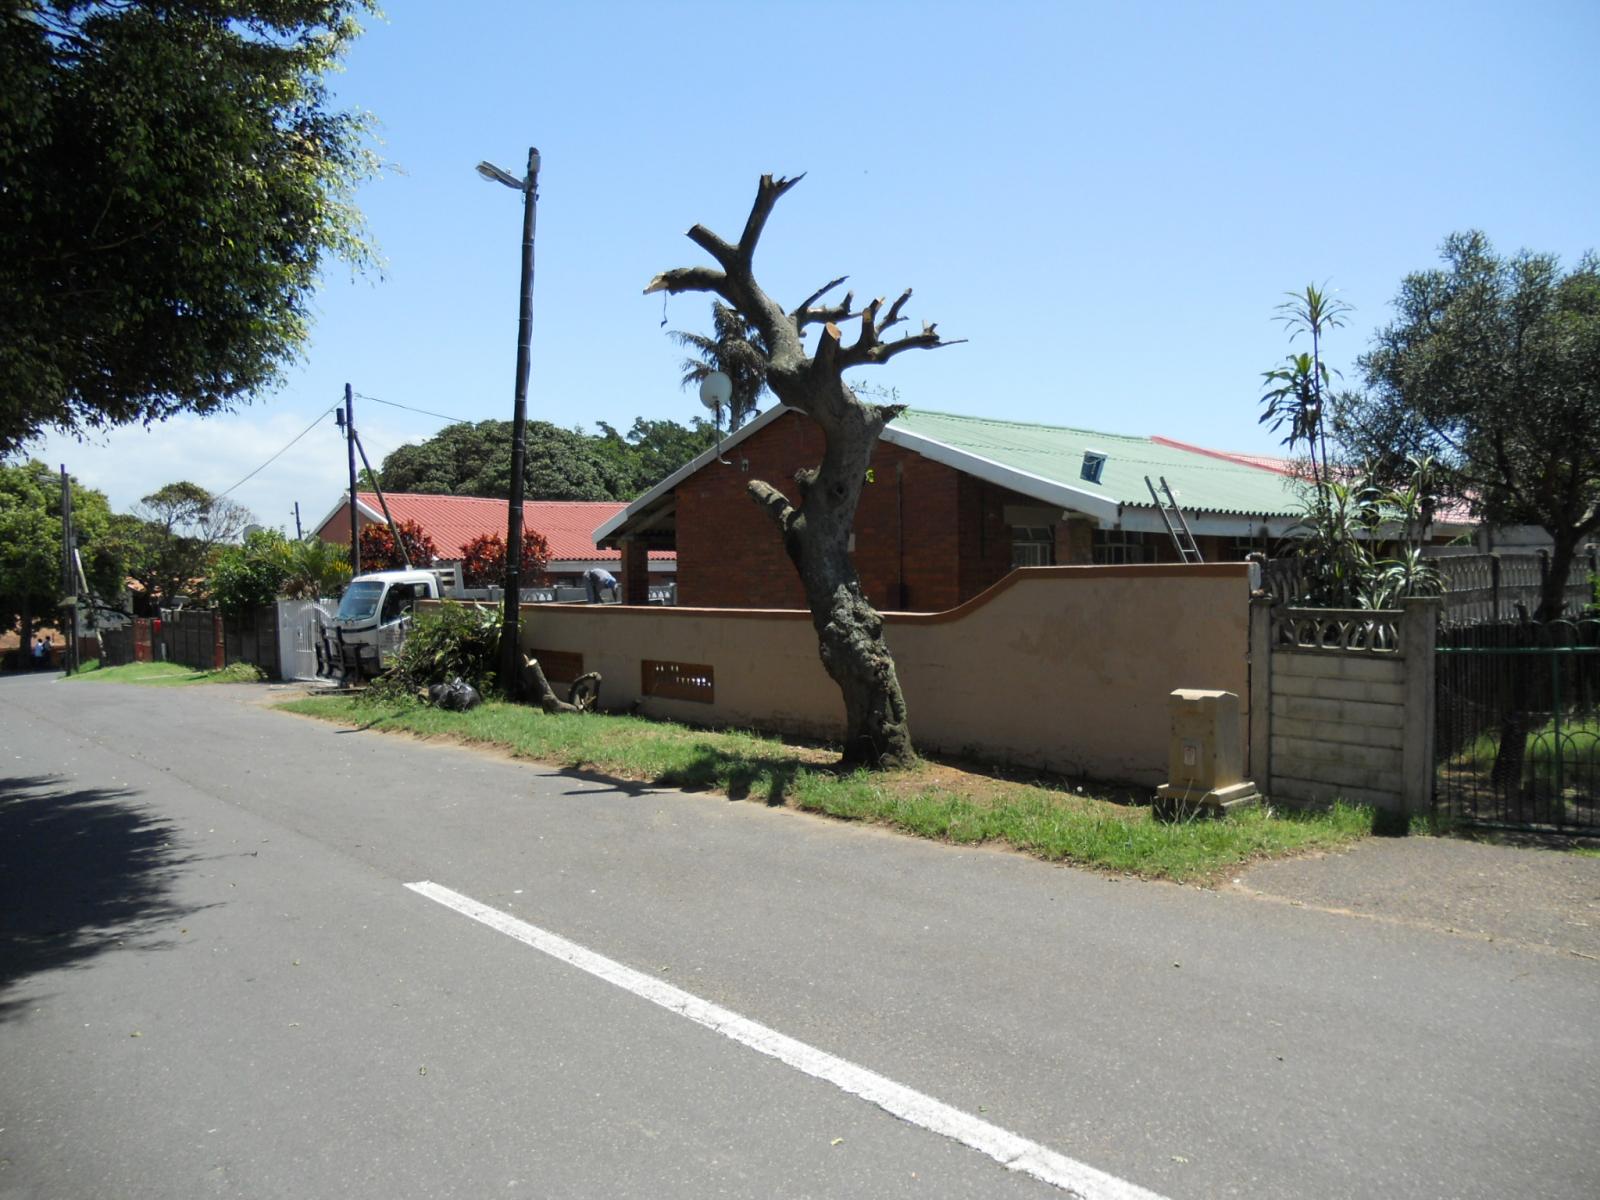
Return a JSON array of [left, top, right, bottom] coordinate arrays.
[[508, 564, 1255, 788], [1248, 597, 1439, 814]]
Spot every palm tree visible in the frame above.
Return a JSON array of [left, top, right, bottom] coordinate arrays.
[[670, 302, 769, 432]]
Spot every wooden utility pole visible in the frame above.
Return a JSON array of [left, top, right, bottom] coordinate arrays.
[[341, 384, 360, 575]]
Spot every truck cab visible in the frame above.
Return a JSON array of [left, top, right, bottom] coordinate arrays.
[[318, 568, 455, 682]]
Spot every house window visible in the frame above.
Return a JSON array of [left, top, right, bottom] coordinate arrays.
[[1010, 526, 1054, 569], [1092, 529, 1153, 564], [1225, 534, 1270, 561]]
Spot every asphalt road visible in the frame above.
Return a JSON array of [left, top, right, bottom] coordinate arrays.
[[2, 671, 1597, 1199]]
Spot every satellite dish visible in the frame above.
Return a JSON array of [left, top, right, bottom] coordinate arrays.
[[698, 371, 732, 411]]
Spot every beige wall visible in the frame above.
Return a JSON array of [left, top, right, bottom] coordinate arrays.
[[516, 564, 1252, 787]]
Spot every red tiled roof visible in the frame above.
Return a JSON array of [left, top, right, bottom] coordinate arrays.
[[355, 493, 674, 562], [1148, 436, 1297, 475]]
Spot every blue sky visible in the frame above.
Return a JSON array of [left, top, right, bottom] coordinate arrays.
[[31, 0, 1600, 535]]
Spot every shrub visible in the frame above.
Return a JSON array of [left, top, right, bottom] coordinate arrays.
[[208, 530, 292, 614], [457, 530, 551, 588], [371, 600, 500, 699], [359, 519, 437, 572]]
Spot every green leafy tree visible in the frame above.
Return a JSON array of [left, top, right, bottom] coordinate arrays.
[[0, 459, 123, 646], [208, 529, 292, 614], [669, 302, 771, 432], [0, 1, 379, 455], [594, 417, 719, 494], [127, 481, 253, 610], [378, 420, 636, 501], [1338, 233, 1600, 621]]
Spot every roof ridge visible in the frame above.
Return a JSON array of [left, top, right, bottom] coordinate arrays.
[[899, 407, 1149, 443]]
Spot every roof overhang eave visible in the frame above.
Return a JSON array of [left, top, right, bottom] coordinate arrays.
[[593, 405, 792, 546], [879, 425, 1122, 524]]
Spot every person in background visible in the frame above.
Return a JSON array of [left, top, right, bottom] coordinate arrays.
[[582, 567, 619, 604], [32, 637, 46, 669]]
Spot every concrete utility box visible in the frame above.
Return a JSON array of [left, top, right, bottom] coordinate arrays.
[[1154, 689, 1260, 819]]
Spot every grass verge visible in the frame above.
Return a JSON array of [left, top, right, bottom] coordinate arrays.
[[278, 692, 1373, 883], [67, 660, 266, 687]]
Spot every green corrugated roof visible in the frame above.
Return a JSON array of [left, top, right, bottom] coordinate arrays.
[[888, 408, 1304, 517]]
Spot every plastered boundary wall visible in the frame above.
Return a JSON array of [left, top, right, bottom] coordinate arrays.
[[503, 564, 1252, 787]]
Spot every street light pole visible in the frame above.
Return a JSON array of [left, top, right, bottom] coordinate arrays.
[[479, 147, 541, 699]]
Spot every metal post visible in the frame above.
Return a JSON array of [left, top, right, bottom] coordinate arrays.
[[294, 502, 303, 540], [499, 147, 541, 699], [344, 383, 360, 576]]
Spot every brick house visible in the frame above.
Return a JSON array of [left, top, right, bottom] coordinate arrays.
[[595, 407, 1476, 611], [312, 492, 675, 587]]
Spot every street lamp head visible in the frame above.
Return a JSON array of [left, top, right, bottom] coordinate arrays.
[[475, 160, 524, 190]]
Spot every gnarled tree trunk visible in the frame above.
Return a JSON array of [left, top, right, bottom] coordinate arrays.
[[646, 175, 961, 768]]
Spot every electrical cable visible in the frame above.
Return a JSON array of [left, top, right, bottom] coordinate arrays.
[[215, 407, 336, 499], [353, 392, 468, 426]]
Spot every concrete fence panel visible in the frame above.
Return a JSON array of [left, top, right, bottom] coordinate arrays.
[[510, 564, 1253, 787]]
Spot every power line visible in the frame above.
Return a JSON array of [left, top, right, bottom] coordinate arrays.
[[215, 407, 336, 499], [354, 392, 469, 426]]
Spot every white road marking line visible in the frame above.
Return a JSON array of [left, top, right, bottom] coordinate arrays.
[[405, 879, 1168, 1200]]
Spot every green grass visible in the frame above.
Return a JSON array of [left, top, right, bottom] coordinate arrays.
[[68, 660, 266, 687], [278, 693, 1373, 882], [1461, 717, 1600, 791]]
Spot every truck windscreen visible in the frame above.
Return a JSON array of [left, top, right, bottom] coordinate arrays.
[[337, 581, 384, 621]]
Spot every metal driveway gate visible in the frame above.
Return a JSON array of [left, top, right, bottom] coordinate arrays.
[[1434, 617, 1599, 831]]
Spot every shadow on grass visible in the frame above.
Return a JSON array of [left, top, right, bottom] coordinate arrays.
[[652, 745, 834, 807], [0, 776, 202, 1024]]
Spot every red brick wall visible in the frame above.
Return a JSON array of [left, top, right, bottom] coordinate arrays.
[[676, 412, 1032, 612]]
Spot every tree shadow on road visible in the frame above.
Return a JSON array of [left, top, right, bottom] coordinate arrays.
[[0, 775, 198, 1023], [653, 745, 822, 807]]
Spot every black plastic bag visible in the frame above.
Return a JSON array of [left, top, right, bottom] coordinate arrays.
[[427, 676, 482, 712]]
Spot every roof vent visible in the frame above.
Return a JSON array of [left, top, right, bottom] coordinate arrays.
[[1080, 450, 1107, 485]]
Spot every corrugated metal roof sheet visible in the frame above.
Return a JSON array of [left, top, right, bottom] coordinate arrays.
[[888, 410, 1305, 516]]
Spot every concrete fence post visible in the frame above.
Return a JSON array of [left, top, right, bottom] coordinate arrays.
[[1248, 596, 1273, 791], [1400, 597, 1441, 814]]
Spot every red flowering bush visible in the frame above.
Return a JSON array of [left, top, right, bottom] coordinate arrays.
[[456, 530, 550, 587], [359, 519, 438, 572]]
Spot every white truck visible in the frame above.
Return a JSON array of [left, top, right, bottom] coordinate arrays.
[[317, 566, 460, 683]]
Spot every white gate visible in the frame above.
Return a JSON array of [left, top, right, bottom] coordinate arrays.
[[276, 599, 336, 681]]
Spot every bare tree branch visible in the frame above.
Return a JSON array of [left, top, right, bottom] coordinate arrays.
[[840, 303, 966, 369], [748, 479, 798, 535], [644, 265, 733, 304], [738, 173, 805, 266], [687, 225, 738, 272], [796, 292, 856, 330], [794, 275, 848, 316]]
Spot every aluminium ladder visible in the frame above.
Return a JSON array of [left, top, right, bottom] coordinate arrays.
[[1145, 475, 1204, 563]]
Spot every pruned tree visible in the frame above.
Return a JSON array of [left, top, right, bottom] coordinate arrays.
[[645, 175, 964, 768]]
